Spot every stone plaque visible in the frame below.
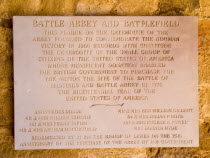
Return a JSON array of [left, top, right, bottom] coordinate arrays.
[[13, 16, 198, 150]]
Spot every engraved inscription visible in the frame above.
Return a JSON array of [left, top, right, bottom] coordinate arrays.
[[13, 16, 198, 150]]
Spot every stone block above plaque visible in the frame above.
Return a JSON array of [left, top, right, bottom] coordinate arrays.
[[13, 16, 198, 150]]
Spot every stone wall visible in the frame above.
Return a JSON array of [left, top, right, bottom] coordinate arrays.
[[0, 0, 209, 157]]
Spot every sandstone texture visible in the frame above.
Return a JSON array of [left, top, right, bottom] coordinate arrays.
[[0, 0, 209, 157]]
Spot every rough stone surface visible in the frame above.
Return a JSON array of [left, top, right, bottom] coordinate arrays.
[[76, 0, 117, 15], [199, 51, 210, 84], [77, 148, 147, 158], [146, 147, 201, 158], [200, 0, 210, 17], [199, 19, 210, 48], [113, 0, 159, 16], [199, 85, 210, 119], [156, 0, 200, 16], [0, 0, 209, 157]]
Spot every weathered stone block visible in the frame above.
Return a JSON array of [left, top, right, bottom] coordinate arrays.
[[76, 0, 117, 15], [75, 0, 159, 15], [40, 0, 75, 15], [198, 52, 210, 84], [114, 0, 159, 15], [200, 0, 210, 17], [0, 0, 10, 19], [200, 119, 210, 147], [78, 148, 147, 158], [0, 88, 13, 126], [156, 0, 199, 15], [199, 86, 210, 119], [0, 28, 13, 89], [199, 19, 210, 48], [8, 0, 41, 16], [146, 147, 200, 158]]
